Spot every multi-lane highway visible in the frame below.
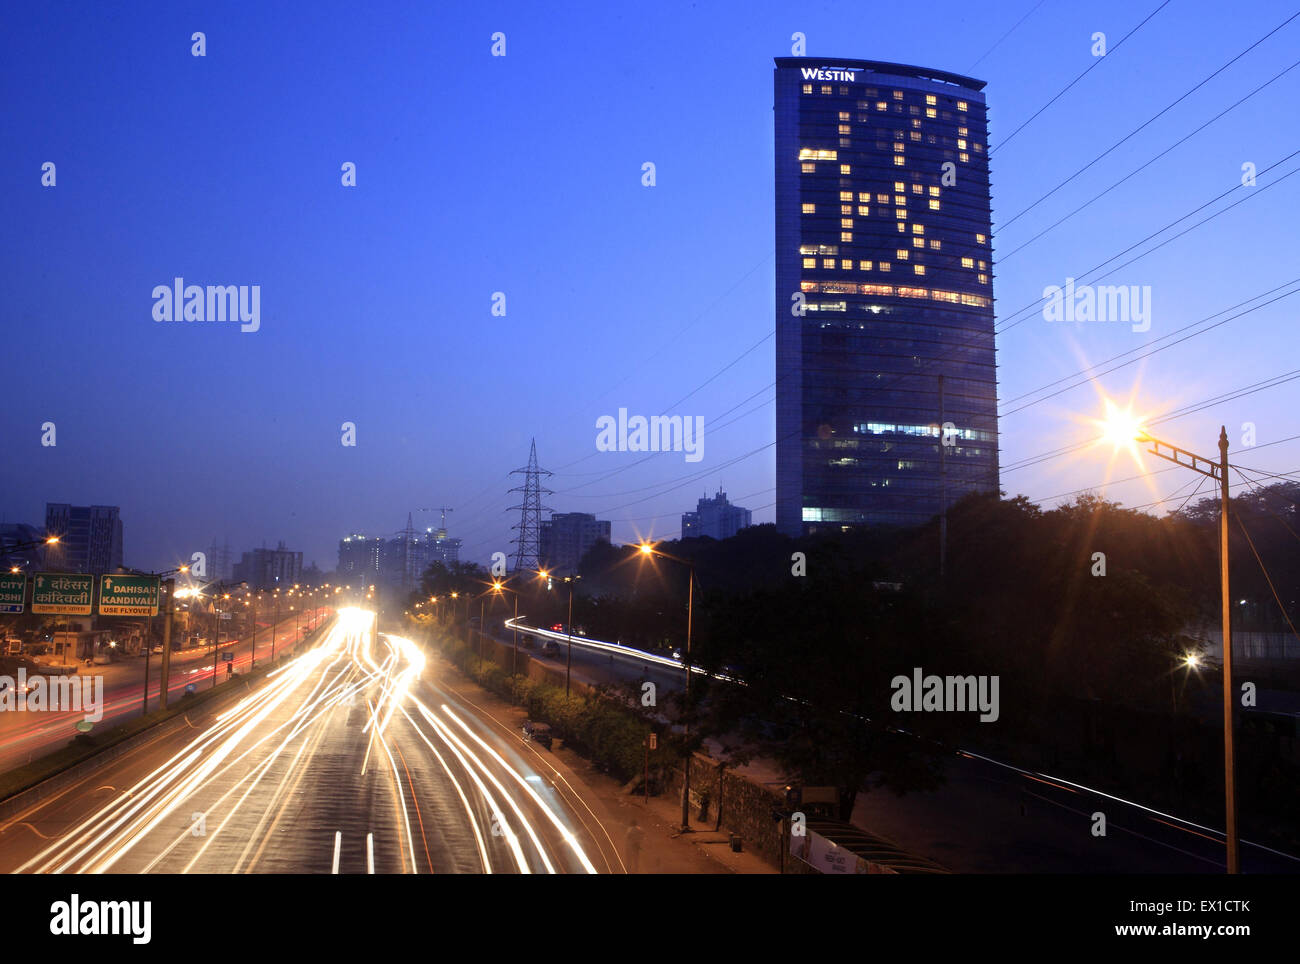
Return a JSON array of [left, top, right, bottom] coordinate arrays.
[[0, 609, 622, 874]]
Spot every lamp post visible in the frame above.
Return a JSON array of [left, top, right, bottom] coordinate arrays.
[[637, 541, 695, 833], [1106, 413, 1239, 873], [549, 574, 580, 698], [130, 563, 187, 715]]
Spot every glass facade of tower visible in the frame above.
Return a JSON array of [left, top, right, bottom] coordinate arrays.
[[774, 58, 1000, 535]]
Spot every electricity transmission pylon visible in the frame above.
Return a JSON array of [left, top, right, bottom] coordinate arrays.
[[508, 438, 552, 574]]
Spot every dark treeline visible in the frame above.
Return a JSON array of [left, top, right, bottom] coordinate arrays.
[[412, 483, 1299, 844]]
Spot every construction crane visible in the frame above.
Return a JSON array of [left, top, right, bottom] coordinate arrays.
[[416, 507, 454, 539]]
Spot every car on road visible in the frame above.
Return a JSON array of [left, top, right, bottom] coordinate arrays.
[[151, 645, 164, 655], [521, 720, 552, 749], [540, 641, 560, 658]]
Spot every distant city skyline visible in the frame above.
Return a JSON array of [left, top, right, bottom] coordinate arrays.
[[3, 1, 1296, 572]]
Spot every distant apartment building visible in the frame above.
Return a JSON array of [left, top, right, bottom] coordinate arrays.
[[44, 504, 124, 574], [233, 542, 303, 590], [339, 528, 462, 590], [681, 488, 753, 541], [539, 512, 611, 576], [338, 533, 383, 582]]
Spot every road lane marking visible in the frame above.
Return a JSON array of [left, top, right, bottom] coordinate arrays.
[[332, 831, 341, 874]]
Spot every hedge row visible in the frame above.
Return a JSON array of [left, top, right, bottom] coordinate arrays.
[[429, 628, 671, 785]]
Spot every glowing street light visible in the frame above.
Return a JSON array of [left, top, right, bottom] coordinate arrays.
[[637, 540, 695, 833], [1101, 404, 1239, 873]]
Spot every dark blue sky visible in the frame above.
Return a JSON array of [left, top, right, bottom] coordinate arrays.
[[3, 0, 1297, 572]]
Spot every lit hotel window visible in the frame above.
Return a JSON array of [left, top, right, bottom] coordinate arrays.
[[929, 199, 941, 210], [823, 258, 836, 268], [894, 194, 906, 205], [957, 100, 968, 111], [841, 259, 853, 270], [979, 260, 988, 270], [841, 218, 853, 228], [974, 143, 984, 153], [976, 233, 987, 244], [799, 148, 838, 160], [896, 248, 909, 260], [876, 192, 890, 203], [893, 90, 903, 100], [858, 205, 869, 216], [926, 107, 937, 119], [914, 265, 925, 276], [841, 204, 852, 215], [821, 85, 833, 94], [840, 190, 853, 201], [803, 257, 816, 268], [925, 94, 937, 106], [802, 203, 816, 214], [959, 152, 970, 163], [929, 186, 940, 197], [912, 223, 924, 235], [978, 273, 989, 284], [961, 257, 974, 268], [801, 162, 815, 173], [892, 143, 904, 153], [958, 126, 968, 136], [839, 111, 850, 121], [957, 139, 967, 150], [912, 237, 924, 249], [895, 208, 907, 219], [896, 222, 906, 232], [928, 239, 941, 250], [858, 192, 870, 202], [911, 184, 923, 195], [876, 101, 887, 111], [840, 164, 851, 174], [841, 231, 853, 242], [803, 83, 813, 94], [893, 156, 905, 166], [879, 261, 891, 271], [839, 124, 851, 134], [893, 181, 904, 192], [859, 260, 872, 270]]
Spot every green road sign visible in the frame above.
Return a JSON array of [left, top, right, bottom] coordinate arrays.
[[0, 574, 23, 614], [98, 574, 160, 616], [32, 573, 94, 615]]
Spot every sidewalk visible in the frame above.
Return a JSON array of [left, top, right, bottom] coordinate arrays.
[[426, 648, 775, 874]]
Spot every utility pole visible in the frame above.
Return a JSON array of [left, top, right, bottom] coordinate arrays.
[[1136, 425, 1238, 873], [565, 579, 575, 699], [681, 564, 695, 833], [141, 610, 154, 715], [159, 578, 175, 710], [1218, 427, 1238, 875]]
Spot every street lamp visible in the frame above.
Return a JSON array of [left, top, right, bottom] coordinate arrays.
[[548, 573, 581, 698], [637, 541, 695, 834], [1103, 409, 1239, 873]]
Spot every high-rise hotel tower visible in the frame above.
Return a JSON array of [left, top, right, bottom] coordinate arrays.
[[774, 58, 999, 535]]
